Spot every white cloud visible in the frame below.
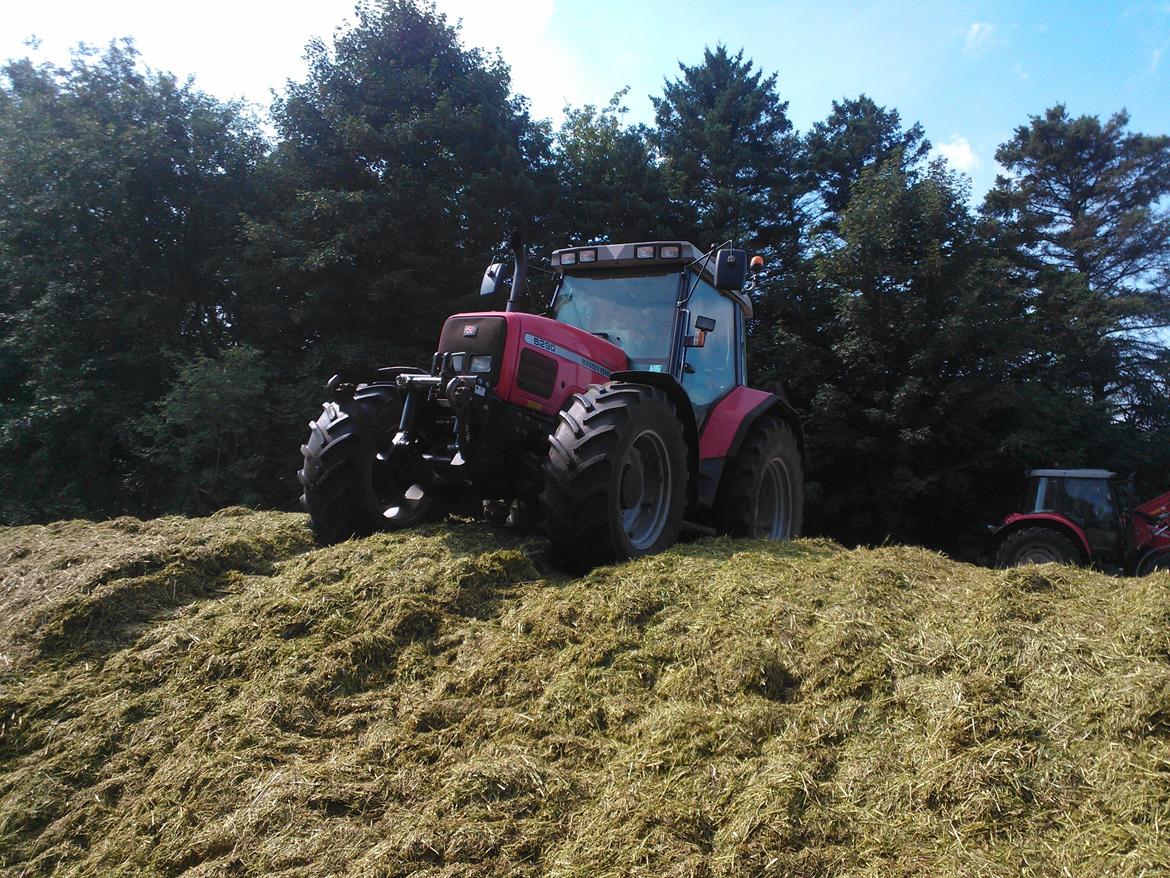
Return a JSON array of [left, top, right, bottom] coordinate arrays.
[[936, 136, 980, 172], [963, 21, 996, 57], [1148, 45, 1165, 75]]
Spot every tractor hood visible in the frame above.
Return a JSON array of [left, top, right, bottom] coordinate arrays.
[[436, 311, 628, 417]]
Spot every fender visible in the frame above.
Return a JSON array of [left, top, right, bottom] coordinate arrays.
[[610, 370, 700, 512], [699, 386, 804, 461], [995, 513, 1092, 561]]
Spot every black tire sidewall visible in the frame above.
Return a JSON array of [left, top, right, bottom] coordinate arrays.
[[1136, 549, 1170, 576], [752, 425, 804, 538], [996, 526, 1080, 567], [300, 385, 435, 541], [714, 417, 804, 539]]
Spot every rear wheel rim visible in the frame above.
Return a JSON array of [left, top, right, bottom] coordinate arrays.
[[755, 456, 793, 538], [619, 429, 672, 551], [1016, 543, 1063, 564]]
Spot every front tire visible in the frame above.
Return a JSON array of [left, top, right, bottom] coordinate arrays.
[[995, 526, 1081, 568], [299, 385, 436, 544], [714, 416, 803, 539], [542, 383, 689, 571]]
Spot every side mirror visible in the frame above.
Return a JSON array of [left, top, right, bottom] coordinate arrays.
[[712, 249, 748, 290], [685, 315, 716, 348], [480, 262, 510, 296]]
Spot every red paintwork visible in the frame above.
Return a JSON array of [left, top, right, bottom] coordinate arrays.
[[1134, 490, 1170, 555], [441, 311, 628, 416], [1000, 512, 1092, 559], [698, 386, 774, 460]]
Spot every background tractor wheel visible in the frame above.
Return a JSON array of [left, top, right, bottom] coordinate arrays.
[[542, 382, 688, 571], [1136, 549, 1170, 576], [299, 384, 436, 544], [995, 526, 1080, 568], [714, 416, 803, 539]]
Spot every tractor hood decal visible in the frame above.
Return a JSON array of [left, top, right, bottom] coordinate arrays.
[[523, 333, 612, 377]]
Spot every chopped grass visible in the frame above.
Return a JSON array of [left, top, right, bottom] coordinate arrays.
[[1, 512, 1168, 876]]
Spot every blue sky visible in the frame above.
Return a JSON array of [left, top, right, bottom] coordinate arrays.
[[2, 1, 1168, 199]]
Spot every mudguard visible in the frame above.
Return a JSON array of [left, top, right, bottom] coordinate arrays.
[[993, 513, 1092, 561], [699, 387, 804, 461]]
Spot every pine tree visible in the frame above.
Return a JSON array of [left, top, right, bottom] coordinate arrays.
[[650, 45, 803, 254], [802, 94, 930, 234], [985, 106, 1170, 412], [548, 89, 676, 247]]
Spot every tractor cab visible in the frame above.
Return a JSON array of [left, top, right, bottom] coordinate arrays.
[[1016, 469, 1128, 564], [547, 241, 752, 423], [994, 468, 1144, 570]]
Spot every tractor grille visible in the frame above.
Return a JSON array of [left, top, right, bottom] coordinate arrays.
[[516, 348, 557, 398]]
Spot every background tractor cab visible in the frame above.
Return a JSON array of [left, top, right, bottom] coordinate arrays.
[[992, 468, 1170, 575]]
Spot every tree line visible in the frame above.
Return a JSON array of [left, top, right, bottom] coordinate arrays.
[[2, 0, 1168, 555]]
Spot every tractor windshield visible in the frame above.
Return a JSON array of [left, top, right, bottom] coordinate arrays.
[[552, 271, 680, 371]]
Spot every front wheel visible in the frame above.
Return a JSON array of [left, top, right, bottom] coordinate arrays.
[[299, 385, 437, 544], [542, 383, 689, 571], [714, 416, 803, 539]]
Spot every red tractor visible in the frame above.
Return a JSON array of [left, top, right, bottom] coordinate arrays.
[[298, 240, 803, 569], [992, 469, 1170, 575]]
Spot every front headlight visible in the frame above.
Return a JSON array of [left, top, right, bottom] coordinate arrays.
[[469, 355, 493, 373]]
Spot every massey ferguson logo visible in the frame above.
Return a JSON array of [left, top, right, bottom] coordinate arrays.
[[522, 333, 612, 377], [463, 324, 478, 337]]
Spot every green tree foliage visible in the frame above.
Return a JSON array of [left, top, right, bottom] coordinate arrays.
[[243, 0, 552, 371], [138, 346, 276, 514], [0, 42, 264, 522], [985, 106, 1170, 411], [548, 89, 676, 246], [762, 97, 930, 411], [803, 95, 931, 234], [805, 159, 1035, 545], [651, 45, 803, 255]]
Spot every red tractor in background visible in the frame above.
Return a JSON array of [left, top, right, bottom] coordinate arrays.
[[298, 239, 803, 570], [992, 469, 1170, 575]]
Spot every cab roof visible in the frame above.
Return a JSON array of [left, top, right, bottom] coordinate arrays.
[[1028, 469, 1118, 479], [551, 241, 703, 271]]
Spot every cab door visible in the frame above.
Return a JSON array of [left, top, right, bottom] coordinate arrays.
[[1062, 478, 1124, 563], [681, 278, 738, 426]]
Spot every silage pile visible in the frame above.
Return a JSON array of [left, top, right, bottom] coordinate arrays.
[[1, 510, 1168, 877]]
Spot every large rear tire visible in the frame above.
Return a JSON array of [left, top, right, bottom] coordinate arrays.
[[714, 416, 803, 539], [542, 383, 688, 571], [994, 526, 1080, 568], [299, 385, 437, 544]]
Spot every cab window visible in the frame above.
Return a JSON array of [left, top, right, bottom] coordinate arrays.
[[682, 278, 737, 407], [1064, 478, 1117, 525]]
